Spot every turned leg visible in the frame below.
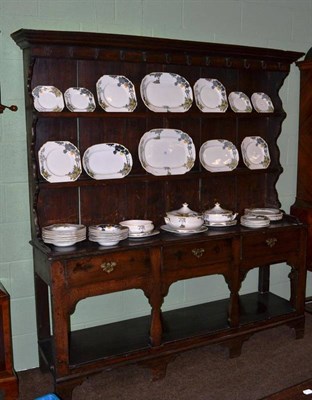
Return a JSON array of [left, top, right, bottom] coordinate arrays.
[[287, 317, 305, 339], [139, 354, 177, 381], [222, 334, 252, 358], [55, 377, 86, 400]]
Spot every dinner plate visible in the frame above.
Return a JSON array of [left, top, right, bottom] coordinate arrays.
[[140, 72, 193, 112], [194, 78, 228, 112], [138, 128, 196, 176], [251, 92, 274, 113], [241, 136, 271, 169], [83, 143, 133, 179], [96, 75, 137, 112], [32, 85, 64, 112], [160, 225, 208, 234], [244, 207, 283, 221], [64, 87, 96, 112], [199, 139, 239, 172], [38, 141, 82, 182], [228, 91, 252, 113]]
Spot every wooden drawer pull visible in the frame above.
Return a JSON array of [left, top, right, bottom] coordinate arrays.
[[192, 248, 205, 258], [266, 238, 277, 248], [101, 261, 117, 273]]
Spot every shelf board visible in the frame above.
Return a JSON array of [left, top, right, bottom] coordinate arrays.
[[39, 292, 295, 369], [33, 110, 287, 119]]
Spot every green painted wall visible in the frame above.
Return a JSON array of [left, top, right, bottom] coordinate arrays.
[[0, 0, 311, 371]]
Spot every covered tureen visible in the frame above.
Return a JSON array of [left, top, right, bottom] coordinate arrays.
[[204, 202, 237, 223], [165, 203, 204, 230]]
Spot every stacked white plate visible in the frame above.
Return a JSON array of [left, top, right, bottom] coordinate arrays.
[[88, 224, 129, 246], [240, 214, 270, 228], [244, 208, 283, 221], [42, 224, 86, 247]]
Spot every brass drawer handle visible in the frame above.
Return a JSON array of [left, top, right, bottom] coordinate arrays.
[[100, 261, 117, 273], [192, 248, 205, 258], [266, 238, 277, 248]]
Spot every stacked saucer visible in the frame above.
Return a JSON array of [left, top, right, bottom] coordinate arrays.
[[244, 207, 283, 221], [240, 214, 270, 229], [88, 224, 129, 246], [42, 224, 86, 247]]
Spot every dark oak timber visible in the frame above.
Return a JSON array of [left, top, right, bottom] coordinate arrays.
[[291, 49, 312, 273], [11, 29, 306, 399]]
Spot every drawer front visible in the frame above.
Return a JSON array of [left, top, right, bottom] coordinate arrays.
[[162, 239, 232, 271], [242, 230, 300, 262], [66, 250, 151, 286]]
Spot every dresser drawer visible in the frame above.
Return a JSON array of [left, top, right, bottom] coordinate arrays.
[[162, 239, 232, 271], [241, 229, 300, 262], [66, 249, 151, 286]]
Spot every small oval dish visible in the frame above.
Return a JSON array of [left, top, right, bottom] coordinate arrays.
[[251, 92, 274, 113], [241, 136, 271, 169], [83, 143, 133, 180], [140, 72, 193, 112], [199, 139, 239, 172], [64, 87, 96, 112], [228, 91, 252, 113], [96, 75, 137, 112], [194, 78, 228, 112]]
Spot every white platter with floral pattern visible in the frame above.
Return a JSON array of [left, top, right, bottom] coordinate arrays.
[[32, 85, 64, 112], [140, 72, 193, 112], [241, 136, 271, 169], [38, 141, 82, 183], [194, 78, 228, 112], [64, 87, 96, 112], [228, 91, 252, 113], [199, 139, 239, 172], [251, 92, 274, 113], [82, 143, 133, 180], [96, 75, 137, 112], [138, 128, 196, 176]]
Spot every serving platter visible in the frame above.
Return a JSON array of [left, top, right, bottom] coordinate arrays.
[[241, 136, 271, 169], [160, 225, 208, 234], [140, 72, 193, 112], [38, 141, 82, 182], [199, 139, 239, 172], [83, 143, 133, 179], [64, 87, 96, 112], [194, 78, 228, 112], [96, 75, 137, 112], [138, 128, 196, 176], [32, 85, 64, 112], [228, 91, 252, 113]]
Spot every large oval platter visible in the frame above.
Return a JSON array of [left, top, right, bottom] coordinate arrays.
[[138, 128, 196, 176], [140, 72, 193, 112]]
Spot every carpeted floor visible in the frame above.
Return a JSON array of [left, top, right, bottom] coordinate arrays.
[[17, 312, 312, 400]]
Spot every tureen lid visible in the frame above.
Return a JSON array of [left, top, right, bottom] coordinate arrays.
[[167, 203, 200, 217], [204, 202, 233, 215]]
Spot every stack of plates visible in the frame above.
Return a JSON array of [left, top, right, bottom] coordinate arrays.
[[244, 208, 283, 221], [240, 214, 270, 229], [42, 224, 86, 247], [88, 224, 129, 246]]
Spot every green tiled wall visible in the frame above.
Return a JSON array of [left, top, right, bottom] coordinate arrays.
[[0, 0, 311, 371]]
